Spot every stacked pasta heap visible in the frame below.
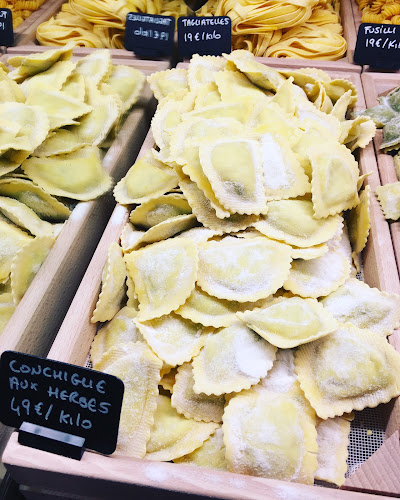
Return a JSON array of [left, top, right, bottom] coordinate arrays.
[[0, 45, 145, 336], [89, 51, 400, 487], [357, 0, 400, 24], [36, 0, 346, 59], [363, 87, 400, 221], [0, 0, 46, 29]]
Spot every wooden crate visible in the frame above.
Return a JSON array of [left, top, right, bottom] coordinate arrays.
[[361, 72, 400, 277], [3, 62, 400, 498]]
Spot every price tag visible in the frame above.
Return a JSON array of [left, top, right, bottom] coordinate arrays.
[[124, 13, 175, 58], [0, 9, 14, 47], [177, 16, 231, 58], [0, 351, 124, 455], [354, 23, 400, 69]]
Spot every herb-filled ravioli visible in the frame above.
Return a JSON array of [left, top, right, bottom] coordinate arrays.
[[0, 48, 146, 335], [88, 52, 400, 487], [295, 323, 400, 419]]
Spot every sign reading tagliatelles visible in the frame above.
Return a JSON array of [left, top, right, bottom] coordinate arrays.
[[354, 23, 400, 69], [0, 9, 14, 47], [124, 13, 175, 57], [177, 16, 231, 58], [0, 351, 124, 456]]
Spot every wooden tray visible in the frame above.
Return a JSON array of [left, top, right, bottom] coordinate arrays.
[[361, 72, 400, 277], [3, 62, 400, 498]]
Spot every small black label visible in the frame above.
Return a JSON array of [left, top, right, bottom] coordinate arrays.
[[177, 16, 231, 58], [354, 23, 400, 69], [0, 9, 14, 47], [0, 351, 124, 455], [124, 13, 175, 58]]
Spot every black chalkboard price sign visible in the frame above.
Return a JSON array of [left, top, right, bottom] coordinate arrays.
[[0, 351, 124, 459], [0, 9, 14, 47], [354, 23, 400, 69], [124, 13, 175, 58], [177, 16, 231, 58]]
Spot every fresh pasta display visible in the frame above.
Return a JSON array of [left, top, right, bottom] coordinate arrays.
[[0, 45, 145, 337], [36, 0, 346, 59], [87, 51, 400, 488]]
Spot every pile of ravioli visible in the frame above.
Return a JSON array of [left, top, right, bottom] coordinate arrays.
[[363, 86, 400, 221], [0, 44, 145, 336], [89, 51, 400, 487]]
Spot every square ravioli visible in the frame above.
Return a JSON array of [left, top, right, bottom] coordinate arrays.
[[223, 389, 318, 483], [197, 236, 292, 302], [295, 323, 400, 419], [125, 238, 198, 321]]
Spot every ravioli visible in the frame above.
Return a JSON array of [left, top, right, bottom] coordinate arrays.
[[215, 70, 268, 103], [74, 49, 113, 86], [114, 151, 178, 205], [254, 199, 342, 248], [192, 322, 276, 396], [175, 285, 248, 328], [125, 214, 198, 251], [174, 427, 227, 470], [347, 185, 370, 267], [26, 89, 92, 130], [376, 182, 400, 220], [197, 236, 292, 302], [20, 60, 76, 97], [224, 50, 285, 92], [0, 102, 50, 155], [7, 43, 73, 79], [135, 314, 208, 366], [171, 362, 225, 423], [188, 54, 226, 89], [0, 196, 53, 237], [125, 238, 198, 321], [0, 177, 71, 220], [199, 138, 266, 215], [0, 292, 15, 334], [90, 307, 142, 368], [104, 65, 145, 113], [146, 394, 219, 461], [10, 235, 54, 305], [259, 133, 310, 200], [61, 73, 86, 101], [315, 416, 351, 486], [223, 389, 318, 483], [308, 141, 359, 218], [321, 278, 400, 337], [238, 296, 338, 348], [295, 323, 400, 418], [130, 193, 191, 229], [103, 342, 162, 458], [22, 146, 112, 200], [70, 79, 120, 146], [147, 69, 189, 101], [0, 220, 33, 283], [91, 242, 127, 323], [284, 248, 351, 299]]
